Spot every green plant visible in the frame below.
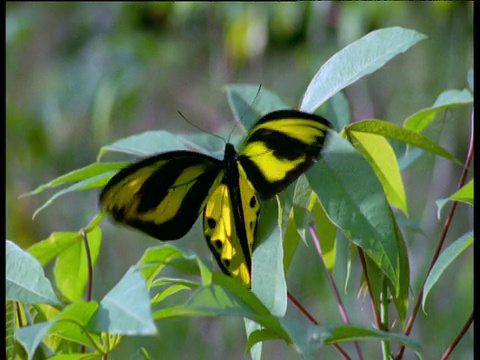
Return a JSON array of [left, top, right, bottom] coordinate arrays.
[[6, 27, 473, 360]]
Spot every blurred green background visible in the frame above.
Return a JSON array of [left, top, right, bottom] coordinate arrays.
[[7, 3, 473, 359]]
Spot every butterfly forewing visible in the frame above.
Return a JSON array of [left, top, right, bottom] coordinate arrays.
[[238, 110, 332, 200], [100, 151, 223, 240]]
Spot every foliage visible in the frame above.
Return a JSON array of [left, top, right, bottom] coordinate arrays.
[[7, 4, 473, 360]]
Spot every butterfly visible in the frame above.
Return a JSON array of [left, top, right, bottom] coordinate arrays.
[[100, 109, 332, 287]]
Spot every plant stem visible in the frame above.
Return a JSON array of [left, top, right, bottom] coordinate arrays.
[[287, 291, 351, 359], [358, 248, 382, 329], [380, 278, 391, 359], [310, 224, 363, 360]]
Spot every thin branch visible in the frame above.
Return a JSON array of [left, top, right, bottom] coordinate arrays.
[[81, 229, 94, 355], [439, 311, 474, 360], [82, 229, 94, 302], [287, 291, 318, 325], [310, 224, 363, 360]]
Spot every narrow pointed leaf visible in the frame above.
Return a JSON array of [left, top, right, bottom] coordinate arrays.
[[20, 162, 127, 198], [347, 119, 459, 164], [404, 89, 473, 133], [422, 231, 473, 311], [436, 179, 473, 218]]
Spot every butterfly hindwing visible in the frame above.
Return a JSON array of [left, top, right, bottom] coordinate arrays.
[[239, 110, 331, 199], [203, 144, 260, 286], [100, 151, 223, 240]]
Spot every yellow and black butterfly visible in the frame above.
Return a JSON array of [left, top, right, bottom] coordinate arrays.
[[100, 110, 332, 287]]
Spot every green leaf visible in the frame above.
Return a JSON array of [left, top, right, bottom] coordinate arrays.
[[436, 179, 473, 218], [246, 329, 281, 355], [404, 89, 473, 133], [422, 231, 473, 312], [301, 27, 427, 112], [363, 212, 410, 328], [306, 132, 400, 292], [135, 244, 199, 288], [89, 267, 157, 335], [390, 217, 410, 328], [252, 197, 287, 317], [283, 209, 302, 273], [291, 175, 315, 243], [312, 199, 337, 273], [49, 300, 101, 348], [154, 280, 290, 340], [348, 131, 408, 215], [281, 320, 422, 359], [347, 119, 459, 164], [151, 280, 199, 306], [54, 227, 102, 301], [47, 354, 103, 360], [6, 240, 61, 306], [293, 176, 337, 272], [31, 173, 113, 218], [19, 162, 127, 198], [16, 321, 55, 360], [97, 130, 189, 160], [28, 232, 82, 266], [245, 320, 264, 360], [129, 348, 154, 360]]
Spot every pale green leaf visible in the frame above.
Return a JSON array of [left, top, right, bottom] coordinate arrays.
[[6, 240, 61, 306], [89, 267, 157, 335], [16, 321, 55, 360], [301, 27, 427, 112]]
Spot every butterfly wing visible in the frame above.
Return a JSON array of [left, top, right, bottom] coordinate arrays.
[[100, 151, 223, 240], [238, 109, 332, 200], [203, 144, 260, 286]]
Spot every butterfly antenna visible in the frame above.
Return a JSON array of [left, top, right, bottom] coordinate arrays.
[[177, 110, 226, 144], [227, 84, 263, 143]]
